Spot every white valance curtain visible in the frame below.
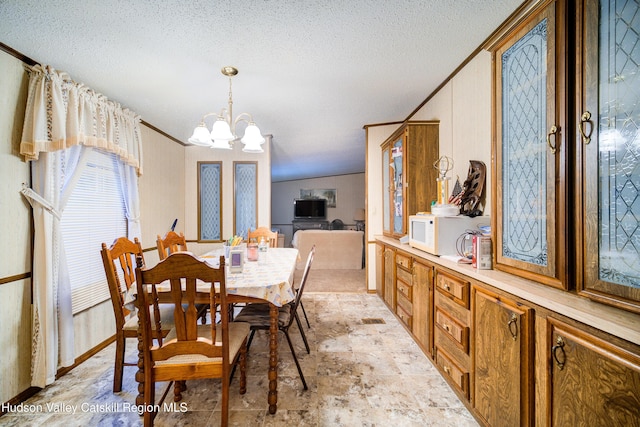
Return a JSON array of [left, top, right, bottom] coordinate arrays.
[[19, 64, 143, 388], [20, 64, 143, 175]]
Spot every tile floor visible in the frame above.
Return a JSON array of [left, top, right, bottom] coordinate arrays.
[[1, 293, 479, 426]]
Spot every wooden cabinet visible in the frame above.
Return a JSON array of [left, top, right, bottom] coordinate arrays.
[[547, 317, 640, 426], [472, 286, 534, 427], [412, 258, 433, 356], [493, 0, 640, 312], [575, 0, 640, 314], [434, 268, 472, 400], [381, 121, 438, 238], [375, 242, 384, 299], [492, 0, 569, 290], [383, 246, 395, 309], [376, 236, 640, 426]]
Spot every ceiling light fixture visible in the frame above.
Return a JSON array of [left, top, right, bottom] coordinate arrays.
[[188, 66, 265, 153]]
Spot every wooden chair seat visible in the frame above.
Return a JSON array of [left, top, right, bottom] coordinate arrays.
[[232, 304, 293, 327], [156, 323, 250, 366]]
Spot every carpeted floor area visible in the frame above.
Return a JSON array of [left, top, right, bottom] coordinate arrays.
[[295, 268, 367, 293]]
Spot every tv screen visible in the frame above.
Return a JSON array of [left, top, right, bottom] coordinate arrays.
[[294, 199, 326, 219]]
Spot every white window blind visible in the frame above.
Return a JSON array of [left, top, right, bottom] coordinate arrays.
[[61, 149, 127, 314]]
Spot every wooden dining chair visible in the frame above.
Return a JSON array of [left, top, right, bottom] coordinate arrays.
[[156, 231, 208, 324], [247, 226, 278, 247], [234, 245, 315, 390], [156, 230, 188, 259], [101, 237, 177, 393], [135, 252, 250, 427]]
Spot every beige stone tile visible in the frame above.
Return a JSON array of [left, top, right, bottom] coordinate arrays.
[[10, 292, 481, 426]]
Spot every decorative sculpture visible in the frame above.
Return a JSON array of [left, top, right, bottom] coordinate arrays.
[[459, 160, 486, 217]]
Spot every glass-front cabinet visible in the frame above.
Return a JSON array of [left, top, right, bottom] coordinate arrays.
[[381, 121, 439, 238], [576, 0, 640, 313], [493, 0, 569, 290]]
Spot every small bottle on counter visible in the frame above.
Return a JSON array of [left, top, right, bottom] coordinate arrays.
[[258, 237, 268, 264]]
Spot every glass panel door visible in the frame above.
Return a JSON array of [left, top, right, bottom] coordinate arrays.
[[596, 0, 640, 288], [392, 137, 404, 235], [501, 18, 549, 267], [493, 0, 564, 288], [382, 145, 390, 233], [198, 161, 222, 241], [234, 162, 257, 239], [580, 0, 640, 311]]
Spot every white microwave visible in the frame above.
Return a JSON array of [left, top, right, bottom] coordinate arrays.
[[409, 214, 490, 256]]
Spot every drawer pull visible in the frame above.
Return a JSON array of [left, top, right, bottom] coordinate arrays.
[[507, 313, 518, 341], [579, 111, 592, 144], [443, 324, 451, 332], [443, 365, 451, 375], [546, 124, 558, 154], [444, 283, 451, 291], [552, 336, 566, 370]]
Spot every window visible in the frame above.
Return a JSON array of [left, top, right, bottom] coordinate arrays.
[[234, 162, 257, 238], [198, 161, 222, 241], [60, 149, 127, 314]]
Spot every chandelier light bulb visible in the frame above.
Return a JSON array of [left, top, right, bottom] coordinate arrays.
[[188, 123, 214, 146], [210, 118, 234, 141], [241, 123, 265, 145]]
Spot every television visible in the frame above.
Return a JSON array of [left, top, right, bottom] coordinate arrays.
[[294, 198, 326, 219]]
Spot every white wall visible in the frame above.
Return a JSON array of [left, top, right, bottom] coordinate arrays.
[[0, 50, 32, 403], [365, 51, 494, 291], [272, 173, 365, 246], [184, 136, 272, 248]]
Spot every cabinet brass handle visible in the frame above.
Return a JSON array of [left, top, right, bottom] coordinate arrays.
[[443, 365, 451, 374], [546, 125, 558, 154], [443, 283, 451, 291], [579, 111, 592, 144], [552, 336, 566, 370], [444, 324, 451, 332], [507, 313, 518, 341]]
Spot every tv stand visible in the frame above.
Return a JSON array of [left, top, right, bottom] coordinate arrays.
[[292, 219, 329, 233]]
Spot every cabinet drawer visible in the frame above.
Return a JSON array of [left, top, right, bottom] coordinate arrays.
[[396, 278, 413, 300], [435, 290, 469, 326], [396, 267, 412, 287], [396, 253, 412, 270], [435, 270, 469, 308], [435, 307, 469, 353], [435, 347, 469, 399], [396, 292, 412, 314], [396, 304, 412, 328]]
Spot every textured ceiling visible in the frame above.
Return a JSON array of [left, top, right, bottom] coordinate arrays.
[[0, 0, 523, 182]]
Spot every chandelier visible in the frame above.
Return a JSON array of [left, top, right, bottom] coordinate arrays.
[[188, 66, 265, 152]]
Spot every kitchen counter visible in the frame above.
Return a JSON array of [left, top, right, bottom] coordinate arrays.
[[376, 235, 640, 346]]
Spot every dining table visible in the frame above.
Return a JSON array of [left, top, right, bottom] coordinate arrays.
[[133, 246, 300, 415]]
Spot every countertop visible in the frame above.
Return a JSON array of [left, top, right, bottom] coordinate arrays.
[[376, 235, 640, 346]]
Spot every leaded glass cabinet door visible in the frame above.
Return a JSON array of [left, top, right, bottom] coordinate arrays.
[[198, 161, 222, 241], [493, 0, 568, 289], [577, 0, 640, 313], [234, 162, 257, 239], [382, 144, 391, 234], [391, 136, 405, 236]]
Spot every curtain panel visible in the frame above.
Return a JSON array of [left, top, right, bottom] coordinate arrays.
[[18, 64, 144, 387], [20, 64, 144, 176]]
